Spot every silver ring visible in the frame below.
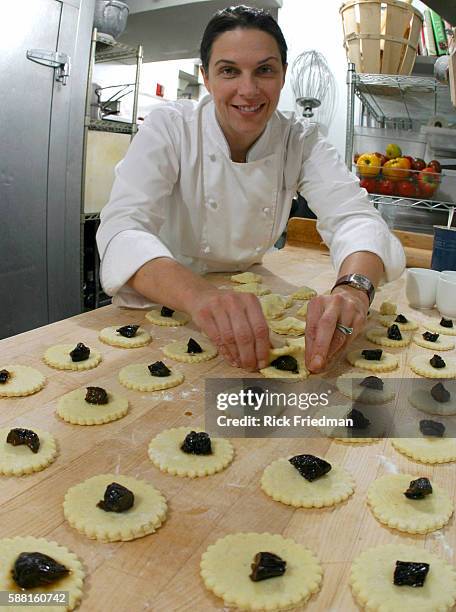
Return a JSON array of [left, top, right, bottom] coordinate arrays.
[[336, 323, 354, 336]]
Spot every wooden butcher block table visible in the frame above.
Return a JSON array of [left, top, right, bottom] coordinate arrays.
[[1, 245, 455, 612]]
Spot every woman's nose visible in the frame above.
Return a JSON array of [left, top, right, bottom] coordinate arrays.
[[237, 74, 259, 97]]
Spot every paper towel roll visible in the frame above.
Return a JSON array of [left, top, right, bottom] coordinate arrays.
[[427, 115, 449, 128]]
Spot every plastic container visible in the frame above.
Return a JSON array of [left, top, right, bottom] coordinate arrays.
[[421, 126, 456, 157], [354, 126, 427, 159]]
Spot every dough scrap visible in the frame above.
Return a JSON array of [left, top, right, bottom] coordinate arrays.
[[119, 362, 184, 391], [269, 316, 306, 336], [162, 339, 217, 363], [260, 346, 309, 381], [425, 320, 456, 336], [0, 536, 84, 611], [231, 272, 263, 284], [379, 300, 397, 315], [98, 325, 151, 348], [365, 327, 412, 348], [0, 365, 45, 397], [145, 308, 190, 327], [378, 315, 418, 331], [0, 427, 57, 476], [56, 388, 129, 425], [409, 354, 456, 379], [350, 543, 456, 612], [291, 286, 317, 300], [200, 532, 323, 611], [296, 301, 309, 317], [259, 294, 289, 319], [391, 437, 456, 464], [63, 474, 167, 542], [336, 372, 396, 404], [413, 333, 455, 351], [43, 345, 101, 371], [148, 427, 233, 478], [367, 473, 453, 534], [346, 349, 399, 372], [233, 282, 270, 296], [408, 384, 456, 416], [261, 457, 355, 508]]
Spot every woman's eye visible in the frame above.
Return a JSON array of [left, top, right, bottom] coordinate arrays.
[[221, 67, 236, 76], [258, 65, 273, 74]]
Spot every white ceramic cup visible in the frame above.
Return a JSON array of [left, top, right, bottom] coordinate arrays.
[[436, 275, 456, 318], [440, 270, 456, 282], [405, 268, 441, 309]]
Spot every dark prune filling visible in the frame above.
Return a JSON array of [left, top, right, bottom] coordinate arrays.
[[430, 354, 445, 369], [431, 382, 451, 403], [6, 428, 40, 453], [346, 408, 370, 430], [250, 552, 286, 582], [270, 355, 298, 373], [116, 324, 139, 338], [148, 361, 171, 377], [97, 482, 134, 512], [387, 324, 402, 341], [440, 317, 453, 328], [85, 386, 109, 405], [12, 552, 69, 589], [69, 342, 90, 362], [404, 477, 433, 500], [422, 331, 439, 342], [359, 376, 384, 390], [160, 306, 175, 317], [187, 338, 203, 354], [420, 419, 445, 437], [181, 430, 212, 455], [394, 314, 408, 324], [361, 349, 382, 361], [289, 454, 331, 481], [0, 369, 10, 384], [394, 560, 430, 587]]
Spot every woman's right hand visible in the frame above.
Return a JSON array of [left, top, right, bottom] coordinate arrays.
[[188, 288, 270, 371]]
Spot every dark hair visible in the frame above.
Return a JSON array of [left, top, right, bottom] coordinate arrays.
[[200, 5, 288, 73]]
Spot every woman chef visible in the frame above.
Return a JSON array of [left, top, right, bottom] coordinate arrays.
[[97, 5, 405, 374]]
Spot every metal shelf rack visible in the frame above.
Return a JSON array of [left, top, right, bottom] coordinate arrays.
[[81, 29, 143, 311], [345, 63, 456, 225]]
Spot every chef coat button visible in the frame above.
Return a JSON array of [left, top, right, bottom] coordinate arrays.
[[255, 247, 262, 253], [203, 246, 211, 254], [208, 199, 218, 209], [209, 154, 216, 162], [262, 207, 270, 213]]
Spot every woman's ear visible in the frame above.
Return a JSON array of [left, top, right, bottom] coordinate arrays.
[[200, 66, 211, 93]]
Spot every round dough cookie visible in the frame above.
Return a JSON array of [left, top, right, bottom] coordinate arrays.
[[162, 339, 217, 363], [259, 294, 289, 319], [314, 403, 379, 444], [286, 337, 306, 350], [366, 327, 411, 348], [269, 316, 306, 336], [409, 354, 456, 379], [56, 387, 129, 425], [0, 427, 57, 476], [0, 365, 45, 397], [0, 536, 84, 611], [367, 473, 453, 534], [336, 372, 396, 404], [145, 307, 190, 327], [378, 314, 418, 331], [379, 300, 397, 315], [296, 301, 309, 318], [291, 286, 317, 301], [260, 346, 309, 381], [119, 362, 184, 392], [392, 438, 456, 464], [63, 474, 167, 542], [346, 349, 399, 373], [350, 543, 456, 612], [233, 282, 270, 296], [98, 325, 151, 348], [231, 271, 263, 284], [425, 319, 456, 336], [200, 532, 323, 611], [148, 427, 234, 478], [43, 344, 101, 371], [261, 457, 355, 508], [413, 333, 455, 351], [408, 384, 456, 416]]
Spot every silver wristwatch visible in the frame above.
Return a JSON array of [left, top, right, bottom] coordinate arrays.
[[331, 273, 375, 306]]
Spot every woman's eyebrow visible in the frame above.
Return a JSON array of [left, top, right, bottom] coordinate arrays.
[[214, 56, 279, 67]]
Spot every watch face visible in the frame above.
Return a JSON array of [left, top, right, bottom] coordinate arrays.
[[351, 274, 370, 291]]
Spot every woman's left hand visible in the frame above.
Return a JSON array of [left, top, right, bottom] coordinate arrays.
[[304, 286, 369, 373]]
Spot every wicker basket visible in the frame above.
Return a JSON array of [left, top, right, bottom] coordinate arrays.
[[340, 0, 423, 75]]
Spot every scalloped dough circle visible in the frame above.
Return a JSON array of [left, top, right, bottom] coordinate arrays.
[[0, 536, 85, 611], [43, 345, 102, 371], [56, 388, 129, 425], [98, 325, 151, 348], [260, 346, 309, 381], [145, 308, 190, 327], [409, 354, 456, 379], [391, 437, 456, 464], [119, 362, 184, 391], [346, 349, 398, 372], [408, 385, 456, 416], [162, 339, 217, 363], [63, 473, 167, 542], [148, 427, 233, 478], [378, 314, 418, 331], [336, 372, 396, 404], [425, 320, 456, 336], [413, 333, 455, 351], [0, 365, 46, 397], [365, 327, 411, 348], [0, 427, 58, 476]]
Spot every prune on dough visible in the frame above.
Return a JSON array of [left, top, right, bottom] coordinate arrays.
[[404, 477, 433, 500], [359, 376, 384, 390], [431, 382, 451, 403], [393, 560, 430, 587], [289, 454, 331, 481], [116, 324, 139, 338], [12, 552, 69, 588], [187, 338, 203, 354], [270, 355, 298, 373], [395, 314, 408, 324], [85, 386, 109, 405], [160, 306, 175, 318], [429, 354, 445, 369], [250, 552, 287, 582], [361, 349, 382, 361], [181, 430, 212, 455], [97, 482, 134, 512], [387, 324, 402, 340], [346, 408, 370, 430], [148, 361, 171, 377], [419, 419, 445, 437], [422, 331, 439, 342], [440, 317, 453, 328], [6, 428, 40, 453], [69, 343, 90, 362], [0, 369, 10, 384]]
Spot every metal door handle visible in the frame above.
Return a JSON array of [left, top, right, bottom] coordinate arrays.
[[26, 49, 71, 85]]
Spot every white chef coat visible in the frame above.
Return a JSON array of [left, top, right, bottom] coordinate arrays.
[[97, 94, 405, 308]]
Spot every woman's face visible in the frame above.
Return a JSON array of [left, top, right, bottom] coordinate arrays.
[[201, 28, 286, 149]]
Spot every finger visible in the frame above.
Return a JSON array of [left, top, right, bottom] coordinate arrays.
[[308, 298, 345, 372], [199, 310, 238, 367], [243, 295, 271, 369], [225, 298, 257, 371], [328, 309, 365, 361], [305, 297, 325, 368], [212, 308, 241, 366]]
